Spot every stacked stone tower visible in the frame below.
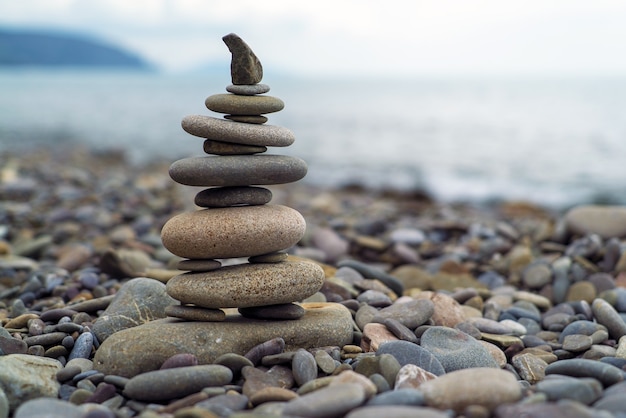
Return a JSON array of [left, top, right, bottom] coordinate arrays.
[[161, 33, 325, 321]]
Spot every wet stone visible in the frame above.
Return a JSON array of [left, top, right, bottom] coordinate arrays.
[[194, 186, 272, 208]]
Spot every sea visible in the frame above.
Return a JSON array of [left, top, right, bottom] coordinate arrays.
[[1, 69, 625, 209]]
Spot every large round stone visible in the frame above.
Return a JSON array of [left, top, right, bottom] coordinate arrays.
[[166, 261, 324, 308], [182, 115, 294, 147], [93, 303, 354, 378], [565, 205, 626, 239], [161, 205, 305, 259], [205, 93, 284, 115], [169, 155, 307, 187]]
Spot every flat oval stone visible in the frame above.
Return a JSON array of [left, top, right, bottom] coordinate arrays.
[[592, 298, 626, 339], [166, 261, 324, 308], [169, 155, 307, 187], [203, 139, 267, 155], [182, 115, 294, 147], [93, 303, 353, 378], [194, 186, 272, 208], [161, 205, 305, 259], [123, 365, 233, 401], [226, 83, 270, 95], [347, 406, 448, 418], [249, 251, 289, 263], [565, 205, 626, 239], [283, 383, 366, 417], [224, 114, 268, 124], [165, 305, 226, 322], [205, 93, 284, 115]]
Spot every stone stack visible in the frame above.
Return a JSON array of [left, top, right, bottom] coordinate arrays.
[[160, 33, 325, 322]]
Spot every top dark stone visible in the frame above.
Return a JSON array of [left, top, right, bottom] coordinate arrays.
[[223, 33, 263, 85]]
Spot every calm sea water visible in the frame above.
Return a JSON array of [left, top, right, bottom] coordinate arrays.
[[1, 69, 625, 208]]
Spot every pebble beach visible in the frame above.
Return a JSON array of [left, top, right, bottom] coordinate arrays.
[[2, 146, 626, 418]]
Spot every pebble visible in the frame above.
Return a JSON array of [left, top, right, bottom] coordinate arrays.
[[194, 186, 272, 207], [420, 368, 522, 413], [394, 364, 437, 389], [205, 93, 284, 115], [545, 359, 624, 386], [346, 405, 449, 418], [226, 83, 270, 95], [292, 349, 318, 386], [372, 298, 434, 329], [591, 298, 626, 339], [376, 341, 445, 376], [223, 33, 263, 85], [94, 303, 353, 377], [181, 115, 294, 146], [169, 155, 307, 187], [366, 388, 425, 407], [161, 205, 306, 259], [0, 354, 62, 412], [123, 365, 232, 401], [203, 139, 267, 154], [536, 376, 603, 404], [420, 326, 499, 371], [564, 205, 626, 238], [165, 305, 226, 322], [239, 303, 305, 320], [282, 383, 366, 418], [166, 261, 324, 308]]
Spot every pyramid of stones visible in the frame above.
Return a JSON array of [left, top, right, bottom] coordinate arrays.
[[161, 33, 325, 322]]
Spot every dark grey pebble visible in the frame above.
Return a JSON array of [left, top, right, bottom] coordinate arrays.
[[123, 365, 233, 401], [558, 320, 605, 343], [366, 388, 425, 406], [196, 392, 249, 416], [357, 290, 392, 308], [369, 373, 391, 393], [502, 306, 541, 322], [292, 349, 318, 386], [376, 341, 445, 376], [84, 382, 117, 404], [592, 298, 626, 340], [384, 319, 420, 343], [601, 357, 626, 369], [73, 370, 100, 384], [67, 295, 115, 313], [194, 186, 272, 208], [336, 259, 404, 296], [545, 359, 624, 386], [160, 353, 198, 369], [61, 335, 75, 350], [57, 365, 82, 382], [420, 326, 498, 372], [24, 332, 67, 346], [103, 375, 129, 389], [40, 308, 78, 322], [56, 323, 83, 333], [239, 303, 305, 320], [68, 331, 93, 360], [45, 345, 69, 359], [0, 335, 28, 354], [261, 351, 296, 366], [536, 376, 603, 404], [244, 337, 285, 366]]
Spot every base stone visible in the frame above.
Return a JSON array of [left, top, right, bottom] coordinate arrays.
[[93, 303, 354, 378]]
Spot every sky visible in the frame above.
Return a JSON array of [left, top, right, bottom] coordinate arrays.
[[1, 0, 626, 77]]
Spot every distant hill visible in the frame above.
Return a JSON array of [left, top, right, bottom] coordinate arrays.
[[0, 28, 152, 69]]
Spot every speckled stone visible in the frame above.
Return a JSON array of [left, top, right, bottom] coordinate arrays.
[[181, 115, 294, 147], [169, 155, 307, 187], [203, 139, 267, 155], [165, 305, 226, 322], [194, 186, 272, 208], [167, 261, 324, 309], [592, 298, 626, 339], [161, 205, 305, 259], [226, 83, 270, 95], [565, 205, 626, 238], [205, 94, 284, 115], [420, 368, 522, 413], [94, 303, 353, 377]]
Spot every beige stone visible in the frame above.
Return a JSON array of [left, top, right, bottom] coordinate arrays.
[[161, 205, 305, 259], [361, 323, 399, 352], [565, 205, 626, 238], [93, 303, 354, 378], [166, 261, 324, 308], [205, 93, 284, 115], [420, 368, 522, 413]]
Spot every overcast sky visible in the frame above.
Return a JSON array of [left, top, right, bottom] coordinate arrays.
[[1, 0, 626, 77]]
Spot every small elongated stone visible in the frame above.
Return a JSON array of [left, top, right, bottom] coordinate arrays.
[[203, 139, 267, 155], [194, 186, 272, 208]]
